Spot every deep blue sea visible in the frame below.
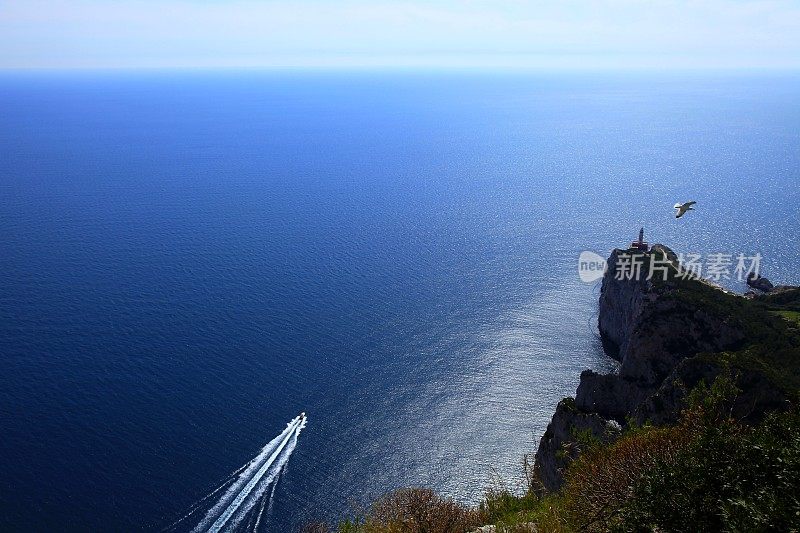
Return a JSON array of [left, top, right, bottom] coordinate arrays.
[[1, 71, 799, 531]]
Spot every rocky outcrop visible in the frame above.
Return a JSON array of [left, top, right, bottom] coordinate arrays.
[[534, 399, 622, 491], [575, 370, 649, 421], [599, 246, 745, 387], [534, 244, 783, 492], [595, 248, 653, 360], [634, 355, 789, 426], [747, 272, 774, 292]]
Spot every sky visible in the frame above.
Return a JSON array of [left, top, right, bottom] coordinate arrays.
[[1, 0, 799, 70]]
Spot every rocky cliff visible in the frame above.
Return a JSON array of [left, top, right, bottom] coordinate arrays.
[[534, 244, 799, 491]]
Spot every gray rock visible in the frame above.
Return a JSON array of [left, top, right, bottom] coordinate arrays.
[[597, 248, 652, 361], [747, 272, 774, 292], [617, 299, 745, 386], [533, 398, 621, 491], [575, 369, 652, 421], [600, 246, 745, 387]]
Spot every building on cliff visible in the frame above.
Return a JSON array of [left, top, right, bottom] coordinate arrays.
[[629, 227, 648, 252]]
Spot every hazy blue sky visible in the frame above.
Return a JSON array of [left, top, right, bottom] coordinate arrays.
[[1, 0, 799, 69]]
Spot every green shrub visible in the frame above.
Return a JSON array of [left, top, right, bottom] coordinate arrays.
[[559, 425, 689, 531], [618, 409, 800, 531]]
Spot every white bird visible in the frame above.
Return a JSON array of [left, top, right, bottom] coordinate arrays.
[[674, 201, 696, 218]]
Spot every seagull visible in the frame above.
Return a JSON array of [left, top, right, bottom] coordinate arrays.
[[674, 201, 696, 219]]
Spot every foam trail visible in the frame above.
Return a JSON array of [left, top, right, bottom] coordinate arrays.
[[250, 419, 304, 532], [251, 487, 270, 533], [228, 423, 303, 533], [254, 453, 286, 532], [162, 461, 252, 532], [243, 497, 260, 533], [192, 416, 302, 532], [208, 418, 305, 533], [193, 417, 301, 531]]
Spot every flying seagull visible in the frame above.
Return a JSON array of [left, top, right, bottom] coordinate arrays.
[[674, 201, 696, 219]]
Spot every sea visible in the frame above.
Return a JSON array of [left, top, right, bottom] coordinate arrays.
[[1, 70, 798, 531]]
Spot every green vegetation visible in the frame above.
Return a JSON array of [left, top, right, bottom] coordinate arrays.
[[774, 309, 800, 327], [648, 247, 800, 392], [759, 287, 800, 312], [764, 289, 800, 328], [312, 379, 799, 533], [620, 410, 800, 530]]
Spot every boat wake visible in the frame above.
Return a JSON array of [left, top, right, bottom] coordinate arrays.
[[165, 413, 307, 533]]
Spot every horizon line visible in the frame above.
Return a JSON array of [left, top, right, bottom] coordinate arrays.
[[2, 64, 800, 74]]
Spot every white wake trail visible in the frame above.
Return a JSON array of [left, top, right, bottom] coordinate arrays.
[[192, 416, 303, 532], [248, 419, 304, 532], [209, 418, 305, 532], [162, 460, 253, 532], [249, 458, 285, 533], [250, 491, 269, 533]]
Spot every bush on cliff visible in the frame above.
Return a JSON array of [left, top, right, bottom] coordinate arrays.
[[618, 403, 800, 529], [333, 488, 482, 533]]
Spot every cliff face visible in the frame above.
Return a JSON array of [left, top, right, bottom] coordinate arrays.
[[534, 245, 796, 491], [534, 398, 621, 493], [595, 248, 652, 360]]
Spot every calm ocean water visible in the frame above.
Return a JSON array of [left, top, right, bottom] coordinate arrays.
[[1, 71, 798, 531]]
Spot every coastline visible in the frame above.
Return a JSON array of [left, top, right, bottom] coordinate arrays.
[[325, 241, 800, 532]]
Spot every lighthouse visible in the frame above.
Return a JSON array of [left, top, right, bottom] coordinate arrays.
[[630, 227, 648, 252]]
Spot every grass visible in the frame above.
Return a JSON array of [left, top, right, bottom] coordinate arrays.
[[774, 309, 800, 327]]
